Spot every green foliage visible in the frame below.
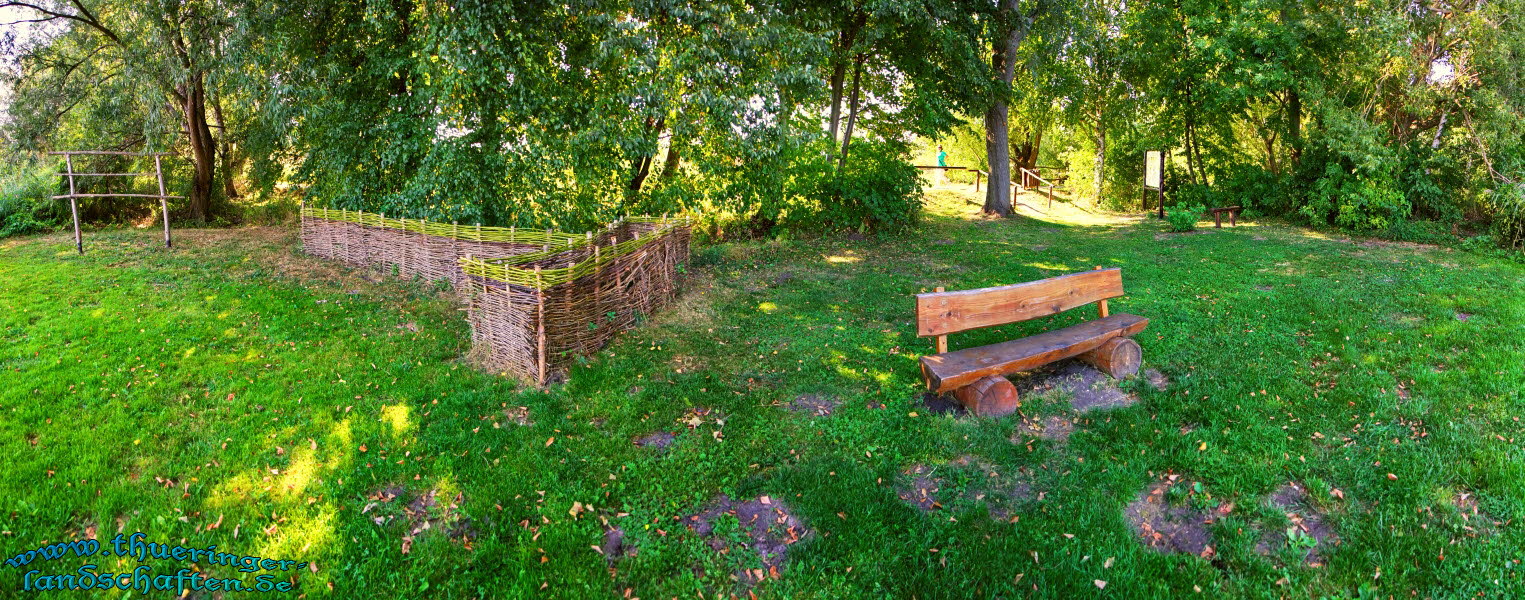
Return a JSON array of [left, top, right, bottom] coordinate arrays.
[[0, 163, 59, 238], [1166, 202, 1204, 232], [1301, 164, 1408, 231], [1487, 184, 1525, 249], [815, 141, 924, 233]]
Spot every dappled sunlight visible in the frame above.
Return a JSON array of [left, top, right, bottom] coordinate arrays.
[[1025, 261, 1075, 272], [380, 403, 414, 437], [257, 506, 338, 558], [758, 301, 779, 314], [277, 448, 322, 499], [824, 254, 862, 264]]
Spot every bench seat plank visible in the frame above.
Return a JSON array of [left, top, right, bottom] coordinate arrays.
[[919, 313, 1149, 393]]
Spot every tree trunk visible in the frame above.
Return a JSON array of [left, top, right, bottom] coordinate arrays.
[[213, 96, 238, 199], [182, 74, 216, 222], [984, 99, 1014, 216], [1012, 126, 1044, 172], [827, 13, 865, 146], [1093, 108, 1106, 201], [1286, 88, 1302, 164], [837, 54, 865, 171], [628, 113, 666, 192], [982, 0, 1035, 217], [659, 130, 682, 180]]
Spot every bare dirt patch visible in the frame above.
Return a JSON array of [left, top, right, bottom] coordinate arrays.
[[1255, 482, 1339, 566], [1448, 491, 1496, 536], [503, 405, 533, 426], [1455, 312, 1473, 322], [1013, 414, 1075, 442], [600, 526, 636, 564], [1124, 475, 1222, 558], [786, 393, 840, 417], [634, 431, 675, 449], [896, 458, 1038, 519], [897, 464, 942, 511], [1013, 360, 1139, 413], [364, 486, 477, 552], [687, 495, 811, 585], [1145, 369, 1169, 391]]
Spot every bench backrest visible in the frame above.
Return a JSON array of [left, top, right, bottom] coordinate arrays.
[[916, 268, 1124, 338]]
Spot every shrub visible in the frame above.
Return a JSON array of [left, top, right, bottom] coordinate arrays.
[[0, 166, 58, 238], [1166, 203, 1204, 232], [813, 140, 923, 233], [1300, 163, 1408, 231], [1487, 183, 1525, 249]]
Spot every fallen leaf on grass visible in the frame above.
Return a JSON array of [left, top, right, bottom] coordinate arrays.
[[1094, 580, 1107, 589]]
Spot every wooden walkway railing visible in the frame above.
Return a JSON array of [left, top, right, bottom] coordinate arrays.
[[1019, 167, 1058, 209], [49, 150, 181, 253]]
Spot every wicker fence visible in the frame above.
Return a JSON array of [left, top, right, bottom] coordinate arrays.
[[299, 205, 691, 384]]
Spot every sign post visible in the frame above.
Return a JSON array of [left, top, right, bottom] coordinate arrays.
[[1143, 150, 1164, 218]]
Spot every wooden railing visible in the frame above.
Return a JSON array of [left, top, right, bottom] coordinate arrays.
[[49, 150, 181, 254], [1019, 167, 1058, 209]]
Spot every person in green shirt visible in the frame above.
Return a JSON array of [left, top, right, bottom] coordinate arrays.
[[936, 145, 948, 184]]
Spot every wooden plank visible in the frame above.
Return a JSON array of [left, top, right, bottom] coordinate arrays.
[[52, 194, 185, 199], [47, 151, 174, 156], [916, 268, 1125, 337], [920, 313, 1148, 392]]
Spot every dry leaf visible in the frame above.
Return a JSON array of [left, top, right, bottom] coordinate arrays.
[[1103, 557, 1114, 569], [1094, 580, 1107, 589], [545, 437, 555, 447], [1387, 473, 1398, 481]]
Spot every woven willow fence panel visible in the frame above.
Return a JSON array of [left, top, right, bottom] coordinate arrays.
[[299, 206, 691, 384]]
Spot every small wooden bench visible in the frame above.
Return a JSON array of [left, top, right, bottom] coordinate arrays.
[[915, 267, 1148, 416], [1210, 206, 1242, 228]]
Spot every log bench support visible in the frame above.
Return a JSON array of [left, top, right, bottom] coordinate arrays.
[[1210, 206, 1242, 228], [915, 266, 1149, 417]]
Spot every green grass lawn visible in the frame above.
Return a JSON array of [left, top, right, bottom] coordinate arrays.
[[2, 188, 1523, 598]]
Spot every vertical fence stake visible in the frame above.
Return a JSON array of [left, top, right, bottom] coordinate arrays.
[[65, 153, 81, 254], [154, 155, 171, 248], [534, 265, 547, 386]]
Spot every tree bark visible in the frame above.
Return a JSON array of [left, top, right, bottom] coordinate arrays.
[[827, 13, 865, 146], [1093, 107, 1106, 201], [983, 0, 1038, 217], [837, 54, 865, 171], [213, 96, 238, 199], [181, 73, 217, 222], [628, 113, 666, 192], [659, 130, 682, 180], [1286, 88, 1301, 165]]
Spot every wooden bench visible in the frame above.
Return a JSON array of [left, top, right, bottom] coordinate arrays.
[[915, 267, 1149, 416], [1209, 206, 1242, 228]]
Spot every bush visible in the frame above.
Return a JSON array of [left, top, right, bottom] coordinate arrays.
[[1300, 162, 1408, 231], [0, 166, 58, 238], [1166, 203, 1204, 232], [813, 140, 923, 233], [1215, 164, 1293, 214], [1487, 183, 1525, 249]]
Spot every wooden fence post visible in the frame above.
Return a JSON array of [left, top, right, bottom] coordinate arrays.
[[155, 155, 171, 248], [534, 265, 547, 386], [65, 153, 81, 254]]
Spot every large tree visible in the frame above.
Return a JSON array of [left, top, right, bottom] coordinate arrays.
[[980, 0, 1047, 217], [1, 0, 235, 221]]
